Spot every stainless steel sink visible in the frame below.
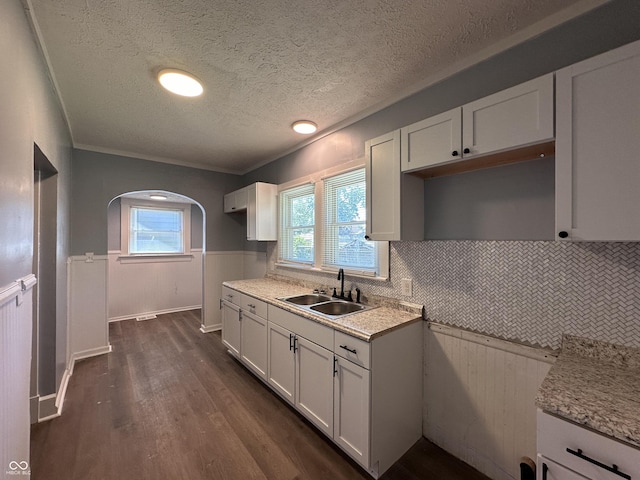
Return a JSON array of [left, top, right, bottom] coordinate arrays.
[[279, 293, 374, 319], [310, 301, 365, 316], [281, 293, 332, 305]]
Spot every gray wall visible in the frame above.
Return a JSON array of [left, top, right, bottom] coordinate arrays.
[[246, 0, 640, 239], [0, 0, 73, 403], [71, 150, 244, 255]]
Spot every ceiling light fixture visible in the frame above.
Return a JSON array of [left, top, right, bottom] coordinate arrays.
[[149, 194, 168, 200], [157, 69, 203, 97], [292, 120, 317, 134]]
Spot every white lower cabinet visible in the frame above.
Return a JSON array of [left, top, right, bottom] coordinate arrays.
[[221, 299, 241, 357], [239, 309, 267, 380], [537, 409, 640, 480], [266, 321, 295, 404], [537, 455, 588, 480], [334, 355, 370, 467], [295, 335, 334, 436]]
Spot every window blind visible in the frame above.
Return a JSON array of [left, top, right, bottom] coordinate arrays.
[[279, 183, 315, 264], [322, 168, 377, 274]]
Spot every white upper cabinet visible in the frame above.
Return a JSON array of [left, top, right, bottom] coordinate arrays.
[[365, 130, 424, 241], [224, 182, 277, 241], [401, 108, 462, 172], [223, 186, 248, 213], [400, 73, 554, 173], [555, 40, 640, 241]]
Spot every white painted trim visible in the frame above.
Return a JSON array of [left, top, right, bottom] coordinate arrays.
[[69, 254, 109, 262], [428, 321, 557, 363], [200, 323, 222, 334], [71, 344, 113, 363], [108, 305, 202, 323], [0, 282, 22, 306], [116, 254, 195, 264], [55, 366, 72, 412], [20, 274, 38, 291]]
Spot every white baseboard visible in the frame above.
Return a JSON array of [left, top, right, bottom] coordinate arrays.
[[72, 344, 113, 363], [200, 323, 221, 334], [108, 305, 202, 323], [55, 366, 73, 413]]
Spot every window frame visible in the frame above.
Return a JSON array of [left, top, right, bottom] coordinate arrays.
[[278, 183, 316, 266], [120, 198, 191, 258], [276, 161, 389, 280]]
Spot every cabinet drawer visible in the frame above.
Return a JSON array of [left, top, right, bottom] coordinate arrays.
[[267, 305, 333, 350], [537, 410, 639, 480], [222, 286, 239, 305], [537, 455, 589, 480], [334, 330, 370, 369], [240, 294, 267, 319]]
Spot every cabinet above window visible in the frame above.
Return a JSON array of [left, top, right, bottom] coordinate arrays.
[[224, 182, 277, 241]]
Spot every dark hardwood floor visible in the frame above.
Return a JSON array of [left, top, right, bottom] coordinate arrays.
[[31, 310, 489, 480]]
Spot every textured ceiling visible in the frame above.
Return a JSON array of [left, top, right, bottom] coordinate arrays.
[[27, 0, 598, 174]]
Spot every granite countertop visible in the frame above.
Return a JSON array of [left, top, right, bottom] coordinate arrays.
[[535, 334, 640, 449], [222, 277, 423, 342]]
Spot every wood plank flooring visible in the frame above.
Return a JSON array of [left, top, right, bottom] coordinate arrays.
[[30, 310, 490, 480]]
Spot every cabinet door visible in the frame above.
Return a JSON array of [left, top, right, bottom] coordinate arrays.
[[462, 73, 554, 158], [365, 130, 423, 241], [295, 336, 334, 436], [223, 192, 236, 213], [556, 40, 640, 241], [334, 356, 370, 468], [221, 299, 241, 357], [267, 321, 295, 404], [537, 456, 589, 480], [240, 310, 267, 380], [401, 108, 462, 172], [247, 186, 257, 240]]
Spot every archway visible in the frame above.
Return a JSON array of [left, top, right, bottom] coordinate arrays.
[[106, 190, 206, 326]]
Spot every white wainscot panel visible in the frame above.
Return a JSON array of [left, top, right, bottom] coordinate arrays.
[[424, 323, 554, 480], [108, 250, 203, 321]]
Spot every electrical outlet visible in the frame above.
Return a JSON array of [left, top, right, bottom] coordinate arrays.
[[401, 278, 412, 296]]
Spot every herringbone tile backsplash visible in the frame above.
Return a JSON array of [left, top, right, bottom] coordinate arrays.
[[268, 241, 640, 350]]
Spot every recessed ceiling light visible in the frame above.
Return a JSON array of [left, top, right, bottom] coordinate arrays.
[[292, 120, 317, 134], [157, 69, 203, 97], [149, 194, 168, 200]]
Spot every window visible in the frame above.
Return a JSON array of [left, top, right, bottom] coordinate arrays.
[[129, 206, 184, 254], [279, 183, 315, 264], [278, 166, 388, 279], [323, 169, 377, 273], [120, 198, 191, 256]]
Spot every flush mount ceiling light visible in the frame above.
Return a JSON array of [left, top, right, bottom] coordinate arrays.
[[157, 69, 203, 97], [292, 120, 317, 134], [149, 194, 168, 200]]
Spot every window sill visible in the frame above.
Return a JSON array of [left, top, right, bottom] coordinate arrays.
[[117, 254, 195, 264], [275, 262, 389, 282]]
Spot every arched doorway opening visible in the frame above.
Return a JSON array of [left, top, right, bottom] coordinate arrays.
[[106, 190, 206, 326]]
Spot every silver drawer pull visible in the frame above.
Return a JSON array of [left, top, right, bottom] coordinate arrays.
[[340, 345, 357, 354], [247, 304, 256, 309], [566, 448, 631, 480]]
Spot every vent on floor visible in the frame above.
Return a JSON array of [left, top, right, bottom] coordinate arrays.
[[136, 314, 157, 322]]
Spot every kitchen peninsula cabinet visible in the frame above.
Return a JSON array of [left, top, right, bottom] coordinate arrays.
[[223, 182, 277, 241], [400, 73, 554, 173], [555, 39, 640, 241], [365, 130, 424, 241]]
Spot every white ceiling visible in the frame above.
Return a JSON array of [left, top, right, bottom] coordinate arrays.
[[26, 0, 603, 174]]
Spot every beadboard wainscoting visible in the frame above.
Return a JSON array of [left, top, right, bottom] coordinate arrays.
[[107, 250, 203, 322], [201, 251, 267, 333], [425, 324, 554, 480], [68, 255, 111, 363], [1, 275, 36, 477]]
